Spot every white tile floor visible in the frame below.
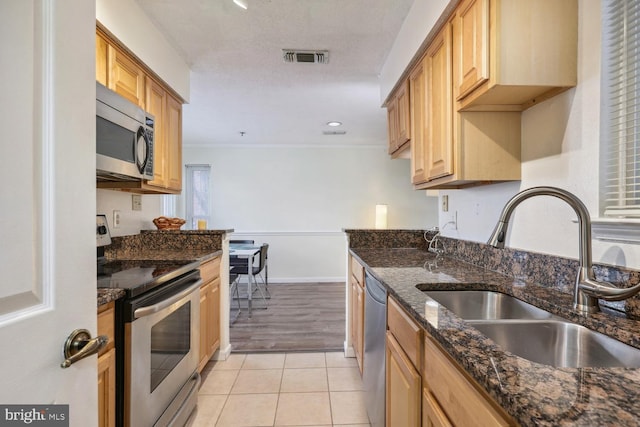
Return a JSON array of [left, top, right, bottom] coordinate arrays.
[[187, 352, 371, 427]]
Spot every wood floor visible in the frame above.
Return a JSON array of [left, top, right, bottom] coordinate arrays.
[[229, 282, 346, 352]]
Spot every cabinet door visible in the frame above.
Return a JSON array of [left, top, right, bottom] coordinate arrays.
[[209, 277, 221, 355], [386, 332, 421, 427], [423, 337, 511, 426], [410, 59, 427, 184], [350, 278, 358, 351], [423, 388, 452, 427], [425, 25, 453, 181], [165, 94, 183, 191], [396, 80, 411, 146], [198, 283, 210, 372], [98, 348, 116, 427], [145, 77, 167, 188], [96, 33, 109, 87], [387, 96, 399, 154], [455, 0, 489, 100], [109, 47, 145, 107]]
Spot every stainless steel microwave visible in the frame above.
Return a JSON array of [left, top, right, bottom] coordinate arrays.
[[96, 82, 154, 181]]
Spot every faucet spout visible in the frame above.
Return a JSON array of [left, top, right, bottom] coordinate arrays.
[[487, 186, 638, 314]]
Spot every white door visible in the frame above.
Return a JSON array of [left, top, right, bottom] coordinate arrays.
[[0, 1, 98, 425]]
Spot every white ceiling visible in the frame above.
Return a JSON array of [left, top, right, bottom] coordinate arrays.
[[135, 0, 414, 146]]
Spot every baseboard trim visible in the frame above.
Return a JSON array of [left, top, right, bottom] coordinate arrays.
[[231, 230, 346, 237], [213, 344, 232, 361], [344, 342, 356, 358], [235, 277, 345, 284]]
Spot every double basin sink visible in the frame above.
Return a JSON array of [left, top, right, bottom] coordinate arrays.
[[422, 290, 640, 368]]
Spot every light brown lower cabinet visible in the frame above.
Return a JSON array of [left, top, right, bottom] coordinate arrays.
[[97, 302, 116, 427], [349, 255, 365, 374], [385, 295, 514, 427], [386, 332, 421, 427], [422, 387, 452, 427], [198, 257, 221, 372], [422, 336, 513, 426]]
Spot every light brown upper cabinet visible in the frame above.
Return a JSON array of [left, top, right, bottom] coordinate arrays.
[[144, 78, 183, 192], [111, 48, 146, 108], [454, 0, 577, 111], [411, 12, 522, 189], [403, 0, 576, 189], [386, 79, 411, 157], [165, 95, 183, 191], [96, 26, 183, 194], [424, 26, 453, 182], [409, 60, 426, 185]]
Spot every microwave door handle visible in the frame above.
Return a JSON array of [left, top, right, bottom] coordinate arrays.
[[135, 126, 148, 173], [134, 280, 202, 319]]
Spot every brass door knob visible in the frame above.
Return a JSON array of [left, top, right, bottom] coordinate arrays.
[[61, 329, 107, 368]]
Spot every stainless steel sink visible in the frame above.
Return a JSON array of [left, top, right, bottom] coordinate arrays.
[[423, 290, 559, 320], [422, 289, 640, 367], [471, 320, 640, 368]]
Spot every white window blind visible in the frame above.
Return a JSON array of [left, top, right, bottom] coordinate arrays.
[[601, 0, 640, 217], [185, 164, 211, 229]]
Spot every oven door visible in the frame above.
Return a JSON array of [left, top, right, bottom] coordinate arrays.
[[124, 277, 201, 427]]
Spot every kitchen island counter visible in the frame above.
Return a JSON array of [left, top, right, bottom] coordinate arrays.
[[351, 247, 640, 426]]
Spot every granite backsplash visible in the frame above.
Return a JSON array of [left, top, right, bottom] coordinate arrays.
[[104, 229, 232, 259], [344, 229, 640, 318]]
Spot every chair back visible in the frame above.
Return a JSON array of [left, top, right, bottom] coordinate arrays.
[[230, 239, 254, 245], [256, 244, 269, 273]]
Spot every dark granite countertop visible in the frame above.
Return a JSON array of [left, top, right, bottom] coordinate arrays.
[[97, 288, 126, 307], [96, 249, 222, 307], [351, 247, 640, 426], [105, 249, 222, 263]]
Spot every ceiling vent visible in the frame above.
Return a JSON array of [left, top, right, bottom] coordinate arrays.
[[282, 49, 329, 64], [323, 130, 346, 135]]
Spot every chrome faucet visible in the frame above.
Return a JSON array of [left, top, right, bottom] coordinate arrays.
[[487, 186, 640, 314], [426, 227, 445, 256]]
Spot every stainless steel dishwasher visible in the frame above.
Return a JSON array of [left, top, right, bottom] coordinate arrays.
[[363, 272, 387, 427]]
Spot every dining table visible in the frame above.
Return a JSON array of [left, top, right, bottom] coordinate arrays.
[[229, 243, 261, 317]]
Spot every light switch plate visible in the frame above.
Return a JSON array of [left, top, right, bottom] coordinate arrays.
[[442, 195, 449, 212], [132, 194, 142, 211]]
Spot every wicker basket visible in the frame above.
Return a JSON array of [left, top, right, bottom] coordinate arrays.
[[153, 216, 186, 230]]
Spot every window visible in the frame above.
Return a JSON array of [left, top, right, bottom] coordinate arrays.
[[600, 0, 640, 218], [184, 164, 211, 229]]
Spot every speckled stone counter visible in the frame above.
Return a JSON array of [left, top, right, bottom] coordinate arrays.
[[351, 247, 640, 426], [97, 288, 126, 307], [97, 229, 231, 307]]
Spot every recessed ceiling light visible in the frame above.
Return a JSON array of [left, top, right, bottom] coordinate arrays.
[[233, 0, 248, 9], [327, 121, 342, 127]]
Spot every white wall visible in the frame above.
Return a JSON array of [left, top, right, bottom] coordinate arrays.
[[379, 0, 450, 102], [383, 1, 640, 268], [96, 0, 190, 101], [96, 189, 164, 237], [181, 145, 438, 281]]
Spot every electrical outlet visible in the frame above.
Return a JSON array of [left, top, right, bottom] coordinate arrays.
[[113, 210, 121, 228], [442, 195, 449, 212], [132, 194, 142, 211]]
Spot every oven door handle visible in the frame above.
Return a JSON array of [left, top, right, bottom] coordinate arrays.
[[134, 279, 202, 319]]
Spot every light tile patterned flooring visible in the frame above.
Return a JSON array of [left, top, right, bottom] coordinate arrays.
[[187, 352, 371, 427]]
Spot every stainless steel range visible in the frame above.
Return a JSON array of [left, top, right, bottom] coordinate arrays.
[[97, 215, 201, 427]]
